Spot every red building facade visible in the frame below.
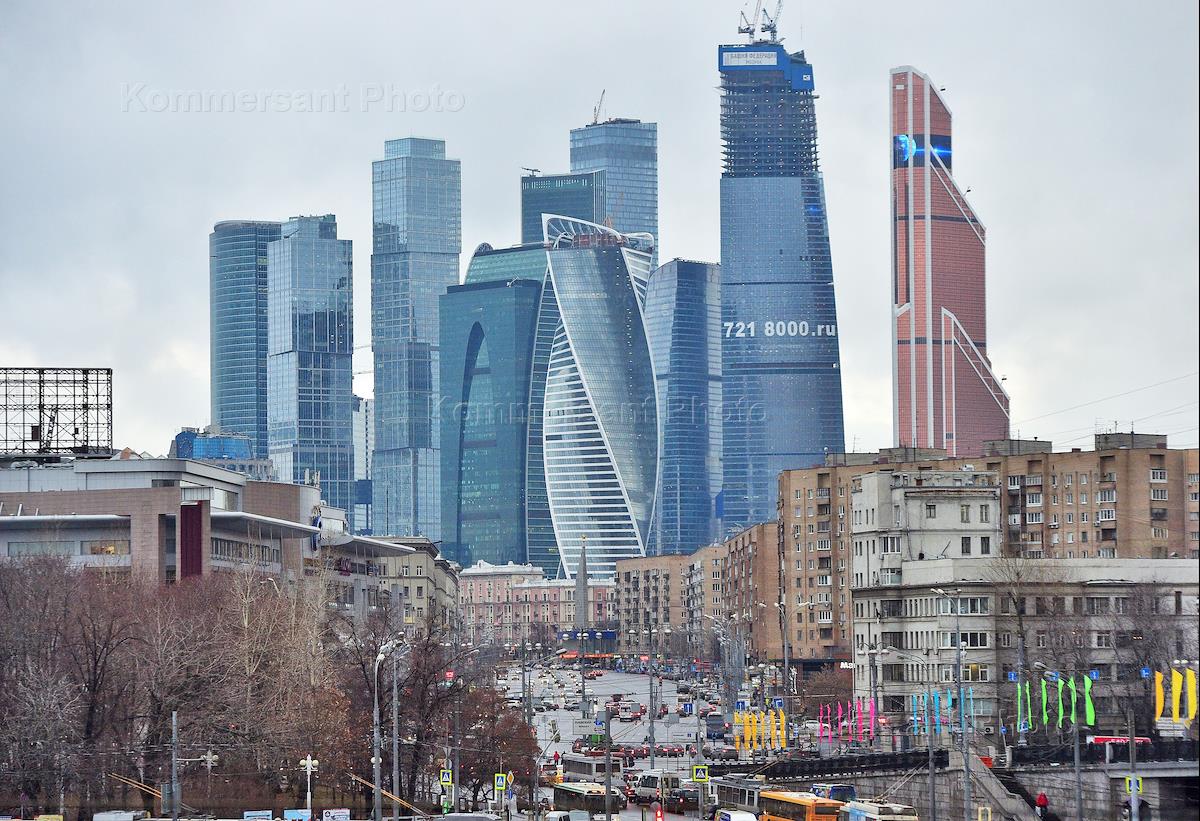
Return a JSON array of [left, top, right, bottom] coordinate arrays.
[[891, 66, 1009, 457]]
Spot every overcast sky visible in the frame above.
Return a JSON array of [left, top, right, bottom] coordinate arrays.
[[2, 0, 1197, 456]]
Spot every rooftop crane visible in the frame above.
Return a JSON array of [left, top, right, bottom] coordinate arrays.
[[760, 0, 783, 41], [521, 167, 541, 176], [738, 0, 763, 41], [592, 89, 605, 125]]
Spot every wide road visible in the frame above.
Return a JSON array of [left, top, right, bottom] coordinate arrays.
[[501, 666, 722, 819]]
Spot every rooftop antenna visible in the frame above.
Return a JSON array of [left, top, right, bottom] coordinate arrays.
[[760, 0, 783, 42], [521, 167, 541, 176], [738, 0, 763, 41], [592, 89, 606, 125]]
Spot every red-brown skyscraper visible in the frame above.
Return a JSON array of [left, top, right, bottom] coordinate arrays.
[[891, 66, 1009, 457]]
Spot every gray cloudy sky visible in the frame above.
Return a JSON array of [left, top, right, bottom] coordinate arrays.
[[2, 0, 1197, 455]]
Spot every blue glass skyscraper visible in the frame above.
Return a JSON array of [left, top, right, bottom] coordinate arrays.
[[520, 172, 605, 245], [718, 39, 845, 530], [266, 215, 354, 513], [440, 243, 544, 568], [645, 259, 722, 555], [569, 119, 657, 242], [370, 138, 461, 538], [210, 220, 281, 460]]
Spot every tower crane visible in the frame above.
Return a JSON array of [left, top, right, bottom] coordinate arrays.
[[521, 167, 541, 176], [592, 89, 605, 125], [760, 0, 783, 41], [738, 0, 763, 41]]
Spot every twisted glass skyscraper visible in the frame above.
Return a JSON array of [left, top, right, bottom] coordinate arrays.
[[371, 138, 461, 538], [210, 220, 280, 460], [266, 215, 354, 513], [718, 40, 845, 530], [531, 215, 658, 579]]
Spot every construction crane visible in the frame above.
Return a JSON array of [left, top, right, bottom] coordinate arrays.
[[592, 89, 606, 125], [760, 0, 783, 41], [738, 0, 763, 41], [521, 167, 541, 176]]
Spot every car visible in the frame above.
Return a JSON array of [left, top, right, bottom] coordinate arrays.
[[657, 703, 669, 718], [668, 744, 685, 757], [665, 787, 700, 813], [633, 744, 650, 759]]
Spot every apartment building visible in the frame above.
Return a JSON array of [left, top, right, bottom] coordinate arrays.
[[684, 544, 727, 662], [458, 560, 544, 645], [383, 538, 460, 636], [613, 553, 691, 656], [511, 576, 616, 646], [722, 522, 784, 664]]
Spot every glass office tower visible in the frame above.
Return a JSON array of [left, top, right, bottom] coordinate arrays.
[[534, 215, 658, 579], [371, 138, 461, 538], [439, 243, 544, 567], [210, 219, 281, 460], [645, 259, 722, 555], [352, 395, 373, 533], [718, 39, 845, 531], [570, 119, 658, 244], [266, 215, 354, 513], [520, 172, 605, 245]]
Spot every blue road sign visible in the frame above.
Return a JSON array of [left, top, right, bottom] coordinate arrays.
[[1089, 669, 1100, 681], [772, 697, 784, 709], [1000, 725, 1007, 734], [1046, 671, 1059, 682], [1007, 671, 1019, 682], [1140, 667, 1152, 679], [735, 700, 747, 711]]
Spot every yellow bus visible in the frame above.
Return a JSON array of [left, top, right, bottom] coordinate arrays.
[[759, 790, 843, 821]]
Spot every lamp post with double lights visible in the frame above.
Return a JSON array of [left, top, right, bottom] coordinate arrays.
[[373, 638, 409, 821], [299, 755, 319, 814]]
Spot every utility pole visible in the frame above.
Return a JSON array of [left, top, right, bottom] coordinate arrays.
[[868, 643, 881, 751], [1015, 608, 1029, 747], [170, 710, 179, 821], [648, 646, 657, 768], [924, 670, 937, 821], [604, 708, 613, 821], [954, 593, 972, 821], [1072, 707, 1082, 821], [1128, 708, 1140, 821], [393, 652, 400, 821]]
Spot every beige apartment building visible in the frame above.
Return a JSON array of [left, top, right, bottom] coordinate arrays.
[[722, 522, 784, 664], [613, 553, 691, 656], [778, 435, 1199, 673], [382, 538, 460, 636], [510, 576, 616, 646]]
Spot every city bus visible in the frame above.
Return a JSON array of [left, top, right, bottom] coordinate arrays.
[[552, 782, 611, 817], [836, 801, 919, 821], [759, 790, 843, 821], [561, 752, 622, 783], [810, 784, 856, 803]]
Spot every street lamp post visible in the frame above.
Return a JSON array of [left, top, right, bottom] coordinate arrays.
[[300, 755, 319, 814], [887, 646, 937, 821], [373, 639, 402, 821]]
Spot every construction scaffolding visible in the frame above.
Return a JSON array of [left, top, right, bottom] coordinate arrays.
[[0, 367, 113, 457]]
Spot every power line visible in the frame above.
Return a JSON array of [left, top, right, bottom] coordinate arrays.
[[1013, 372, 1199, 426]]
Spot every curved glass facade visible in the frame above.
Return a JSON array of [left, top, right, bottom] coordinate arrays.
[[645, 259, 722, 555], [537, 215, 658, 579], [718, 42, 845, 531], [209, 220, 280, 460]]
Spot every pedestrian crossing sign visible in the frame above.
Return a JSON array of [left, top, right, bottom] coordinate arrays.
[[495, 773, 507, 792], [691, 765, 709, 783], [440, 769, 453, 786]]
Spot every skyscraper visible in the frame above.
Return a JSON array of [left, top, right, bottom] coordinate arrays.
[[891, 67, 1010, 456], [534, 215, 658, 579], [569, 118, 657, 241], [520, 171, 606, 244], [210, 219, 281, 460], [266, 215, 354, 512], [718, 36, 845, 531], [440, 243, 544, 568], [371, 138, 462, 538], [645, 259, 723, 555], [352, 395, 373, 533]]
